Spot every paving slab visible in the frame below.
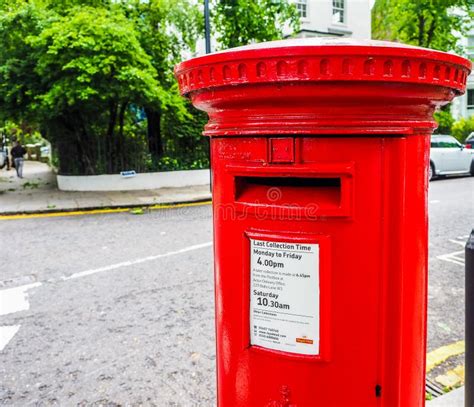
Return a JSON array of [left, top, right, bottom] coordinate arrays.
[[427, 387, 464, 406]]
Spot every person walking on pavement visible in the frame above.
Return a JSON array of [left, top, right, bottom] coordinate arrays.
[[11, 141, 26, 178]]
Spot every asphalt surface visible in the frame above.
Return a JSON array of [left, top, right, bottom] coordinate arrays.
[[0, 175, 472, 405], [0, 205, 215, 406], [427, 176, 474, 351]]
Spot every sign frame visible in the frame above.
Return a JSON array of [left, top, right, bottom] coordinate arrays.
[[242, 230, 332, 362]]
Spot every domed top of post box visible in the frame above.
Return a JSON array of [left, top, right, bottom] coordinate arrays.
[[174, 38, 471, 136]]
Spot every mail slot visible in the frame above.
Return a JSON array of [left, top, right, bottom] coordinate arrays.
[[235, 176, 342, 215], [175, 38, 471, 406]]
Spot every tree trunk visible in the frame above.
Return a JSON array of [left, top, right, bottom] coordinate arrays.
[[76, 113, 95, 175], [56, 116, 80, 175], [145, 108, 163, 159], [57, 137, 76, 174], [425, 18, 437, 49], [106, 102, 118, 173], [118, 101, 127, 170], [417, 14, 425, 46]]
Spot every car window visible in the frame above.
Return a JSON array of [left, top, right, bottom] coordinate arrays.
[[452, 138, 462, 148], [438, 136, 461, 148], [431, 140, 440, 148]]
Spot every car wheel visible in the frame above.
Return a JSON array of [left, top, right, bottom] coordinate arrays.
[[470, 160, 474, 176], [429, 162, 435, 181]]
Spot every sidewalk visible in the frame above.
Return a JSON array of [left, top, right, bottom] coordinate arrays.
[[427, 386, 464, 406], [0, 161, 211, 215]]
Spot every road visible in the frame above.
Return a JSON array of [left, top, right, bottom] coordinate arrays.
[[0, 176, 473, 405], [0, 204, 215, 405], [428, 176, 473, 350]]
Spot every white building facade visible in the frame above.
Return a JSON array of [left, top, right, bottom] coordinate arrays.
[[292, 0, 371, 39], [452, 28, 474, 120], [194, 0, 371, 56]]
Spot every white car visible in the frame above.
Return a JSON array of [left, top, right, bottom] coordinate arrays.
[[430, 134, 474, 180]]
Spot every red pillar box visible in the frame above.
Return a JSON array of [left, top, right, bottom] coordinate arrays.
[[175, 39, 471, 406]]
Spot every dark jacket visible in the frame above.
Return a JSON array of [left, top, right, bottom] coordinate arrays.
[[11, 145, 26, 159]]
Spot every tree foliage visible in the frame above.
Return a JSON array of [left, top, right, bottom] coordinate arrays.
[[0, 0, 203, 174], [0, 2, 51, 123], [434, 109, 455, 134], [36, 6, 166, 174], [452, 115, 474, 142], [34, 7, 162, 112], [372, 0, 474, 52], [213, 0, 300, 49], [117, 0, 203, 163], [0, 2, 168, 174]]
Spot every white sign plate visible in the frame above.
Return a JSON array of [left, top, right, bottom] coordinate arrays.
[[250, 238, 319, 355]]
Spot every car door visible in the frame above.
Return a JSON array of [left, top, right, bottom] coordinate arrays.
[[458, 142, 474, 172], [430, 137, 447, 173], [443, 136, 472, 172]]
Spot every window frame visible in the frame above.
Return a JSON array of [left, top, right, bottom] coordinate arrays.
[[437, 136, 462, 149], [295, 0, 308, 19], [467, 89, 474, 109], [332, 0, 345, 25], [467, 36, 474, 60]]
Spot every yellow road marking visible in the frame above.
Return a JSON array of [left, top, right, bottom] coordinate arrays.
[[435, 364, 465, 389], [0, 200, 212, 220], [426, 340, 465, 373], [148, 200, 211, 210]]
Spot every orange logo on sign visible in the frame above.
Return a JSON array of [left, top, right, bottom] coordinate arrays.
[[296, 337, 313, 345]]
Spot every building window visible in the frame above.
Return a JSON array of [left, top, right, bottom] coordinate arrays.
[[295, 0, 307, 19], [467, 36, 474, 60], [468, 89, 474, 109], [332, 0, 345, 24]]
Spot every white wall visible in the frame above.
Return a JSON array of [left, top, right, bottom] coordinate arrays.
[[57, 169, 210, 192], [452, 26, 474, 120], [452, 74, 474, 120], [294, 0, 371, 39]]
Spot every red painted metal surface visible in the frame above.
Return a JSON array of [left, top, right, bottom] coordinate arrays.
[[175, 39, 471, 406]]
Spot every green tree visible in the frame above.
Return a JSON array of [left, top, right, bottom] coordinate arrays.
[[117, 0, 203, 162], [452, 116, 474, 142], [213, 0, 300, 49], [36, 6, 164, 174], [0, 2, 51, 124], [159, 100, 209, 170], [0, 0, 300, 174], [0, 0, 208, 174], [372, 0, 474, 52], [0, 3, 165, 174], [434, 109, 455, 134]]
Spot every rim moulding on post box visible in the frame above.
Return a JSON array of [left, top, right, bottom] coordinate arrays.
[[175, 38, 471, 137], [57, 169, 210, 192]]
